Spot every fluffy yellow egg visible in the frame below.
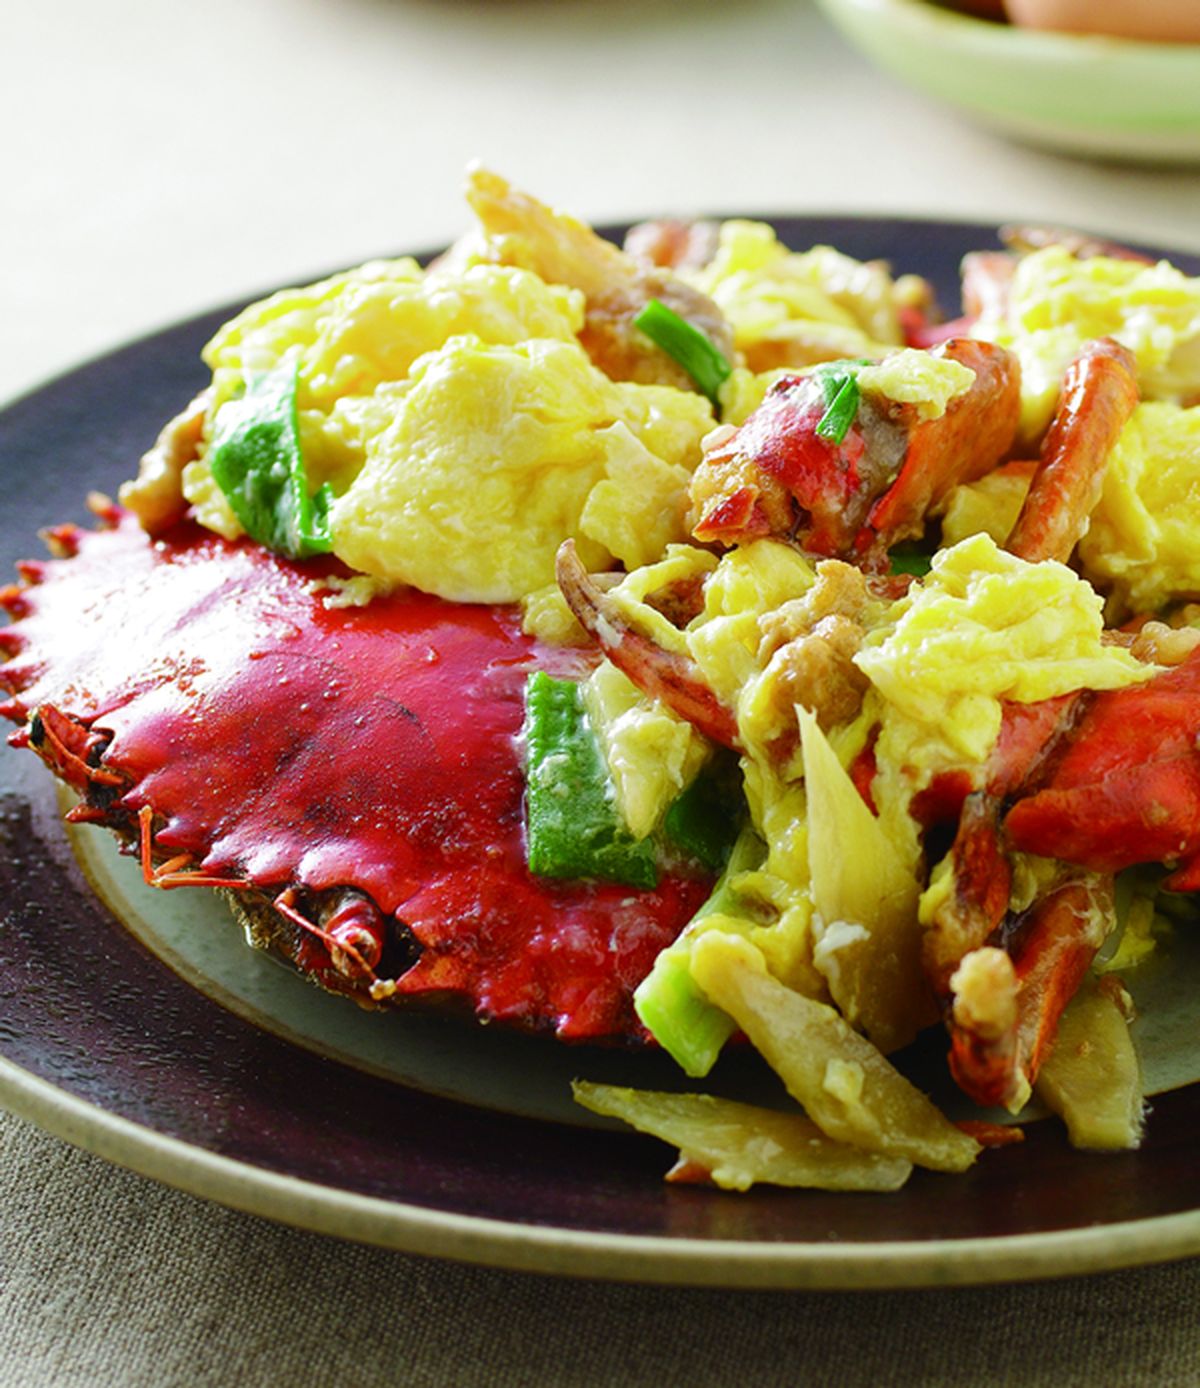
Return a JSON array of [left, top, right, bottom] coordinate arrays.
[[329, 335, 712, 603], [1078, 402, 1200, 613]]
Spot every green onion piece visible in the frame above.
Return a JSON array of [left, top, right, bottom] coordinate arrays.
[[633, 825, 765, 1076], [814, 372, 861, 445], [633, 953, 740, 1079], [663, 756, 742, 871], [887, 542, 934, 577], [522, 672, 658, 889], [633, 298, 732, 406], [209, 359, 334, 560]]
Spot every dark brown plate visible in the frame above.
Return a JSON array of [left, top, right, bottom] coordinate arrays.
[[2, 216, 1199, 1289]]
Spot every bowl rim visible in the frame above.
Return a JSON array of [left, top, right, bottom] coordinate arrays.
[[818, 0, 1200, 63]]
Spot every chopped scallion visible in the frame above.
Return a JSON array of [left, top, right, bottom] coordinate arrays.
[[522, 672, 658, 889], [209, 359, 334, 560], [633, 298, 732, 407], [888, 542, 934, 578], [814, 372, 861, 445]]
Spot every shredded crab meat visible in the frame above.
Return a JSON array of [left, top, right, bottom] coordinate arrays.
[[760, 613, 869, 733], [117, 389, 211, 534], [950, 947, 1019, 1044]]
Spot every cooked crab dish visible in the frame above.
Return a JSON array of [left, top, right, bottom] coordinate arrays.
[[5, 171, 1200, 1192]]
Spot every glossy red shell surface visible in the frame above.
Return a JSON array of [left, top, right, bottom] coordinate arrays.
[[1, 515, 713, 1040]]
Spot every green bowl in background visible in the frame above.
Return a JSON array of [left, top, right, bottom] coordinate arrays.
[[815, 0, 1200, 163]]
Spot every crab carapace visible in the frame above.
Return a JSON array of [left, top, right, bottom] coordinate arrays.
[[0, 503, 715, 1042]]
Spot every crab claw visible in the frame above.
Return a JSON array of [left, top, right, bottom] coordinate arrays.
[[689, 339, 1020, 566], [1005, 650, 1200, 879], [555, 540, 739, 749], [865, 339, 1021, 549], [1006, 338, 1139, 564], [923, 793, 1012, 996], [948, 875, 1114, 1113]]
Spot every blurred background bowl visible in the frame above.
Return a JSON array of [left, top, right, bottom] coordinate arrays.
[[814, 0, 1200, 163]]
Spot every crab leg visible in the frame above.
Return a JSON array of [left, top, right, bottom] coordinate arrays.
[[920, 695, 1082, 994], [1005, 649, 1200, 883], [273, 887, 377, 982], [1006, 338, 1139, 564], [29, 703, 125, 791], [948, 875, 1114, 1112], [136, 805, 254, 891], [999, 225, 1154, 264], [923, 792, 1012, 996], [322, 893, 387, 974], [555, 540, 740, 749]]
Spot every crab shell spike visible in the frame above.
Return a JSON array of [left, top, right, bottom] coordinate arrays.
[[38, 524, 82, 559], [0, 629, 25, 656], [14, 561, 44, 585], [555, 539, 741, 750], [86, 492, 121, 525], [0, 584, 31, 617]]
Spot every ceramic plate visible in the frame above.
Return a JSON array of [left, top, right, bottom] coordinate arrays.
[[2, 216, 1200, 1290], [815, 0, 1200, 164]]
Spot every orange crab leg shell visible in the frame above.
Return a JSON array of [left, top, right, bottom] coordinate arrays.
[[1006, 337, 1139, 565], [555, 539, 740, 750]]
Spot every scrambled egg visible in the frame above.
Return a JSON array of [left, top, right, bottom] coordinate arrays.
[[718, 346, 975, 434], [1077, 402, 1200, 613], [856, 350, 975, 422], [686, 220, 903, 372], [582, 660, 710, 841], [858, 534, 1158, 868], [185, 256, 715, 603], [939, 463, 1033, 550], [975, 246, 1200, 441], [857, 533, 1153, 766], [330, 335, 711, 602]]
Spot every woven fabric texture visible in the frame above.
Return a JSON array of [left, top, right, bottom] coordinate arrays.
[[1, 1109, 1197, 1387]]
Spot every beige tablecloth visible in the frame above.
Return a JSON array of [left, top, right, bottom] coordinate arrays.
[[5, 2, 1200, 1382], [1, 1110, 1197, 1386]]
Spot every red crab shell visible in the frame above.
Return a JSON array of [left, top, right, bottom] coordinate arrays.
[[0, 507, 714, 1042], [1004, 650, 1200, 889]]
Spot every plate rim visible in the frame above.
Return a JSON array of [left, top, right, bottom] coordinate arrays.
[[4, 211, 1200, 1290], [5, 1051, 1200, 1289]]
